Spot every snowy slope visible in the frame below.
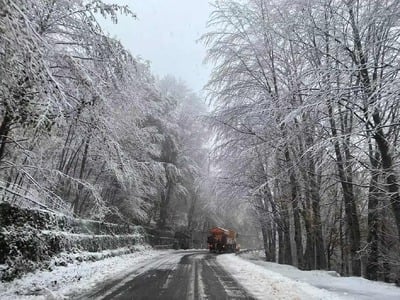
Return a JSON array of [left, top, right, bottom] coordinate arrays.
[[217, 253, 400, 300]]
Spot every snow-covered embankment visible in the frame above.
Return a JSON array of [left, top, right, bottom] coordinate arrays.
[[217, 254, 400, 300]]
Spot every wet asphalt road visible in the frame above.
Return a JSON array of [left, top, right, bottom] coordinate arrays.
[[79, 251, 255, 300]]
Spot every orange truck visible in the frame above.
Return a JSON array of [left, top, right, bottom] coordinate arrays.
[[207, 227, 239, 253]]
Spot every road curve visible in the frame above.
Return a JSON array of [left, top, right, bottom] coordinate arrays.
[[79, 250, 255, 300]]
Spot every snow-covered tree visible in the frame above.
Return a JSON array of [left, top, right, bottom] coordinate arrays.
[[203, 0, 400, 282]]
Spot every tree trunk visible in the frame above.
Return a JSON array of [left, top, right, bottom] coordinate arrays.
[[280, 199, 293, 265], [326, 97, 361, 275], [283, 227, 292, 265], [0, 110, 11, 161], [285, 149, 303, 267], [278, 228, 284, 264], [303, 211, 315, 270], [158, 164, 174, 229], [72, 136, 90, 214], [269, 221, 277, 262], [305, 131, 327, 270], [366, 159, 380, 280], [373, 120, 400, 240], [260, 219, 271, 261]]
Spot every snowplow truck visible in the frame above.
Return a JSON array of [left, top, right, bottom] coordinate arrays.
[[207, 227, 238, 253]]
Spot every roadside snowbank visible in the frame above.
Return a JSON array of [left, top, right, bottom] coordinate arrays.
[[217, 254, 344, 300], [0, 246, 171, 299], [243, 254, 400, 300], [220, 253, 400, 300]]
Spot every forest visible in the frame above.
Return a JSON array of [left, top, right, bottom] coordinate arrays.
[[0, 0, 226, 245], [1, 0, 400, 286], [203, 0, 400, 284]]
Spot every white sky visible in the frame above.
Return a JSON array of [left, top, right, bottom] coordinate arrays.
[[100, 0, 213, 94]]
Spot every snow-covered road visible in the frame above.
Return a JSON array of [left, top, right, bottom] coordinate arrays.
[[2, 249, 400, 299], [80, 250, 254, 299]]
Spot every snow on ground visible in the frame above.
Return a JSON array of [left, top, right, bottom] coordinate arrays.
[[0, 246, 172, 299], [246, 257, 400, 300], [219, 252, 400, 300], [217, 254, 342, 300]]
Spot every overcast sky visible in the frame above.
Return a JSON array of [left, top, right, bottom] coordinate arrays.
[[100, 0, 213, 94]]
